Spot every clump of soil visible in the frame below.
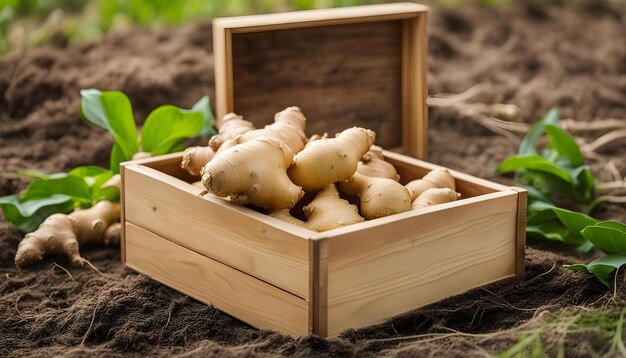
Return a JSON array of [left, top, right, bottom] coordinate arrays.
[[1, 0, 625, 356]]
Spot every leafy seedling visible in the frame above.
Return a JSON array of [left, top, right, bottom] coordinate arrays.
[[0, 166, 118, 232], [80, 89, 215, 173], [498, 108, 626, 287]]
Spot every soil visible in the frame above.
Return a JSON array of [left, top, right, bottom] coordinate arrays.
[[1, 0, 626, 356]]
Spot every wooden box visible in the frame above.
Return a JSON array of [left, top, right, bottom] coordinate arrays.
[[120, 3, 526, 338]]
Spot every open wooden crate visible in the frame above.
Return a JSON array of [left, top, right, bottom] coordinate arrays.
[[120, 3, 526, 338]]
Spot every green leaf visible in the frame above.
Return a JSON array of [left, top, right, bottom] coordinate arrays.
[[68, 165, 109, 179], [20, 175, 92, 204], [564, 254, 626, 288], [140, 105, 203, 155], [499, 155, 573, 183], [191, 96, 217, 137], [544, 125, 584, 167], [527, 222, 584, 245], [0, 194, 75, 232], [109, 142, 127, 174], [80, 89, 139, 160], [518, 108, 560, 156], [551, 207, 597, 235], [581, 222, 626, 255], [522, 184, 554, 205], [570, 166, 596, 204]]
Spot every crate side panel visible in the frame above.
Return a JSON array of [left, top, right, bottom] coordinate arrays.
[[124, 166, 309, 298], [231, 20, 403, 149], [326, 192, 518, 336], [125, 223, 309, 337]]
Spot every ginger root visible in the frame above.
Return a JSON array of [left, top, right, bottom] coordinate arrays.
[[304, 184, 364, 232], [201, 137, 304, 210], [269, 185, 364, 232], [412, 188, 460, 209], [14, 201, 121, 267], [268, 209, 308, 228], [405, 169, 456, 201], [339, 173, 411, 220], [208, 112, 255, 151], [181, 146, 216, 176], [288, 127, 376, 192], [235, 106, 307, 154], [357, 146, 400, 181], [182, 113, 253, 176]]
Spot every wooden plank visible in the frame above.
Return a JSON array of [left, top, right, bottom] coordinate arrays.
[[212, 3, 427, 33], [401, 14, 428, 159], [326, 191, 518, 336], [125, 223, 309, 337], [124, 164, 311, 298], [228, 21, 403, 150], [309, 238, 329, 336], [120, 164, 127, 263], [383, 150, 511, 196], [511, 187, 527, 278]]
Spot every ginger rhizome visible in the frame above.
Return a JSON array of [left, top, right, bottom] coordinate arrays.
[[268, 209, 308, 228], [412, 188, 461, 209], [339, 173, 411, 220], [209, 112, 255, 151], [14, 201, 121, 267], [235, 106, 307, 154], [269, 185, 364, 232], [405, 169, 456, 201], [357, 146, 400, 181], [181, 113, 254, 176], [303, 184, 364, 232], [288, 127, 376, 192], [181, 146, 216, 176], [201, 137, 304, 210]]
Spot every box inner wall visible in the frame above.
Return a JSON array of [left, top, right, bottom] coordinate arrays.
[[231, 20, 403, 149]]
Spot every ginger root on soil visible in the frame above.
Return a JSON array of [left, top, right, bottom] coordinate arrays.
[[412, 188, 461, 209], [235, 106, 307, 154], [288, 127, 376, 192], [304, 184, 364, 232], [357, 146, 400, 181], [201, 137, 304, 210], [14, 201, 121, 267], [405, 169, 456, 201], [339, 173, 411, 220]]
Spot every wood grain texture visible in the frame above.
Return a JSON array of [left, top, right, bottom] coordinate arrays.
[[230, 21, 403, 149], [309, 238, 329, 336], [212, 3, 428, 33], [511, 187, 528, 278], [125, 223, 309, 336], [120, 164, 127, 263], [325, 191, 519, 336], [124, 164, 311, 298], [401, 13, 428, 158]]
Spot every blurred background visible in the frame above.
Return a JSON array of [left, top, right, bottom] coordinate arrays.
[[0, 0, 521, 54]]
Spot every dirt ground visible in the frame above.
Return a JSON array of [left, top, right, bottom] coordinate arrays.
[[1, 0, 626, 356]]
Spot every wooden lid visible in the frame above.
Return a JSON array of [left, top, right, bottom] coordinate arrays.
[[212, 3, 428, 158]]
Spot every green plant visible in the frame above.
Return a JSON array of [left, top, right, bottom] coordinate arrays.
[[1, 89, 215, 267], [498, 109, 626, 287], [80, 89, 214, 173], [0, 166, 118, 232]]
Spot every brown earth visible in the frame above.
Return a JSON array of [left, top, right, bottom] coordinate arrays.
[[1, 0, 626, 356]]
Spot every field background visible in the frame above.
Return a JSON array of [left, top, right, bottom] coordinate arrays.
[[1, 0, 626, 356]]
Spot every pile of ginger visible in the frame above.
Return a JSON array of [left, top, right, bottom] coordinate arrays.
[[182, 106, 461, 232]]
